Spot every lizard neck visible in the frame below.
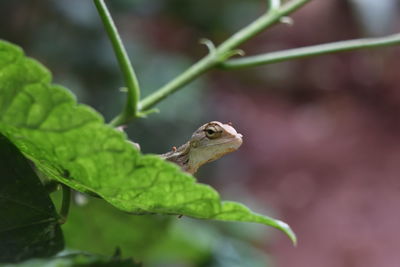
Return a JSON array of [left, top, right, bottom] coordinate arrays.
[[160, 142, 194, 173]]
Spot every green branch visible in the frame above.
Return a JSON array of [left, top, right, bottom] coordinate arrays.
[[93, 0, 140, 126], [139, 0, 310, 111], [220, 33, 400, 69]]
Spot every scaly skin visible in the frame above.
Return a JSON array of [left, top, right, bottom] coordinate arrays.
[[160, 121, 243, 174]]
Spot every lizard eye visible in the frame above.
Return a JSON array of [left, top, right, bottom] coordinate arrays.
[[206, 129, 215, 135], [205, 127, 221, 139]]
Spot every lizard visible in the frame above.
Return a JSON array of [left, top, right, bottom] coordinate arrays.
[[53, 121, 242, 214], [160, 121, 243, 174]]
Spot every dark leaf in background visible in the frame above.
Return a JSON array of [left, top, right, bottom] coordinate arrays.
[[0, 133, 64, 263]]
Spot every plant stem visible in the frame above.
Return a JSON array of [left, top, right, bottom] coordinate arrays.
[[216, 0, 309, 54], [93, 0, 140, 126], [59, 185, 71, 224], [139, 55, 214, 111], [221, 33, 400, 69], [139, 0, 310, 111]]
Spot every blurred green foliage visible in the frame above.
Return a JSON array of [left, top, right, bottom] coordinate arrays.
[[5, 251, 141, 267], [56, 192, 271, 266], [0, 0, 276, 266]]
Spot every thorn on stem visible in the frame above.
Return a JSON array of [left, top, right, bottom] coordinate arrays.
[[280, 16, 294, 26], [199, 38, 216, 55], [234, 49, 246, 57], [221, 49, 246, 61], [228, 49, 245, 58], [172, 146, 177, 152]]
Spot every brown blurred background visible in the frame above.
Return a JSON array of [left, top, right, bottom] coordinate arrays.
[[1, 0, 400, 266]]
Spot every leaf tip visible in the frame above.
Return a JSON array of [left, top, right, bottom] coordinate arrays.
[[276, 220, 297, 246]]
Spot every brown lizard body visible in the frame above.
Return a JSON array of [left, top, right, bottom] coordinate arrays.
[[160, 121, 243, 174]]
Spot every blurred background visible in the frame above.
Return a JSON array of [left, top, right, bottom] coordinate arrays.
[[1, 0, 400, 266]]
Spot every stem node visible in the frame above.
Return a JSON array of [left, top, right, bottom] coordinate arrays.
[[94, 0, 141, 126], [139, 0, 311, 112]]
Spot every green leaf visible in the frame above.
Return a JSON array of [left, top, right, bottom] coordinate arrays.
[[0, 40, 296, 244], [0, 133, 64, 263], [5, 251, 142, 267], [58, 195, 171, 260]]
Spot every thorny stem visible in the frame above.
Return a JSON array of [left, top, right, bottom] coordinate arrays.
[[95, 0, 400, 122], [221, 33, 400, 69], [139, 0, 310, 111], [93, 0, 140, 126]]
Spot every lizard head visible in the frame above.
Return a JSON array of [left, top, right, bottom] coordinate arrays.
[[187, 121, 243, 174]]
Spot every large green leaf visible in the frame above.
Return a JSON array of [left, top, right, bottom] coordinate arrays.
[[0, 40, 296, 244], [0, 134, 64, 263]]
